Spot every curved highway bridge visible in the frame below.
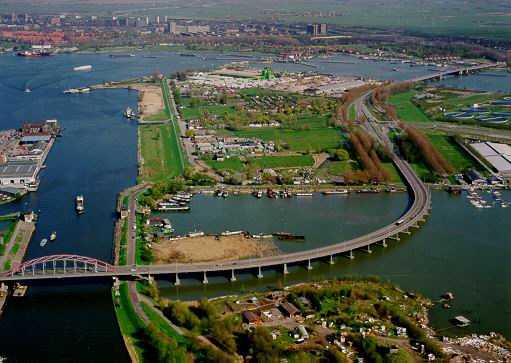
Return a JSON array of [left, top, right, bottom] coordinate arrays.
[[1, 154, 431, 283]]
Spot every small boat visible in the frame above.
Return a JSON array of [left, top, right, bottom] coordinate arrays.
[[50, 231, 57, 241], [25, 88, 31, 93], [273, 232, 305, 241], [295, 192, 313, 197], [76, 195, 85, 214], [252, 191, 263, 198], [40, 238, 48, 247], [123, 107, 136, 119]]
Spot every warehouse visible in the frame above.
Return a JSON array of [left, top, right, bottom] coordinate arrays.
[[0, 161, 39, 188]]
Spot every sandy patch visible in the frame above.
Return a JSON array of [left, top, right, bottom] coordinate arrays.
[[133, 84, 165, 120], [153, 234, 279, 263]]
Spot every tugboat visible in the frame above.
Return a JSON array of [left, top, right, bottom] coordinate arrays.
[[75, 195, 85, 214], [123, 107, 136, 119], [50, 231, 57, 241]]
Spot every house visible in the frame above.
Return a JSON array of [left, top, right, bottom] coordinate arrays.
[[279, 301, 300, 318], [242, 311, 261, 325]]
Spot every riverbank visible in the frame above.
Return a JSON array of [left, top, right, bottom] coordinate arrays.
[[0, 215, 36, 317]]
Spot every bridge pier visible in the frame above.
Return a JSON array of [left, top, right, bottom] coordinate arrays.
[[366, 244, 372, 254], [53, 260, 56, 274], [175, 273, 181, 286], [230, 269, 237, 282], [202, 271, 208, 284], [348, 250, 355, 260], [403, 229, 411, 235], [257, 266, 263, 279], [63, 260, 66, 273], [283, 263, 289, 275], [329, 255, 335, 265], [390, 234, 400, 241], [42, 262, 46, 274], [74, 260, 77, 273], [381, 239, 387, 248], [307, 259, 313, 271]]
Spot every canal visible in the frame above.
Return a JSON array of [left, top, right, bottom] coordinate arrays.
[[0, 51, 508, 361]]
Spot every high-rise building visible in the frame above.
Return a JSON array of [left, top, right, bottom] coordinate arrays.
[[307, 23, 327, 36]]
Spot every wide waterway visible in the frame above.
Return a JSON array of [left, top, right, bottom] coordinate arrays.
[[0, 51, 509, 361]]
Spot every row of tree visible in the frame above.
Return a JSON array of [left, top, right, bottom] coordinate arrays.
[[348, 129, 390, 183], [399, 124, 453, 176]]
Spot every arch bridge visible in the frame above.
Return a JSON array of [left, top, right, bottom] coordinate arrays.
[[4, 254, 115, 279]]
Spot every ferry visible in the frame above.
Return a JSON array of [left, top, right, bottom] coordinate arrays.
[[123, 107, 136, 119], [76, 195, 85, 214], [40, 238, 48, 247], [73, 65, 92, 72], [50, 231, 57, 241]]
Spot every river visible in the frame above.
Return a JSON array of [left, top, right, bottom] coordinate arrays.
[[0, 51, 508, 361]]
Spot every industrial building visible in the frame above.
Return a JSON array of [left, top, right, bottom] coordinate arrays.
[[470, 142, 511, 180], [0, 161, 39, 189]]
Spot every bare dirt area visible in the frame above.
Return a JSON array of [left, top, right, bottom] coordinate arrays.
[[152, 234, 279, 263], [132, 84, 165, 120]]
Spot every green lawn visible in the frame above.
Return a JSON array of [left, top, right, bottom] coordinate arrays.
[[140, 124, 184, 182], [382, 163, 403, 183], [326, 160, 353, 176], [231, 128, 342, 152], [143, 111, 169, 122], [204, 157, 245, 172], [427, 133, 477, 172], [181, 104, 237, 120], [294, 113, 330, 129], [389, 91, 431, 123], [248, 154, 314, 169], [113, 283, 146, 361], [348, 104, 357, 121]]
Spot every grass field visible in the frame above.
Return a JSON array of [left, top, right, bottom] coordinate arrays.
[[181, 104, 237, 120], [143, 111, 169, 122], [382, 163, 403, 183], [113, 283, 146, 361], [348, 104, 357, 121], [139, 79, 186, 182], [139, 124, 183, 182], [204, 157, 245, 172], [427, 133, 477, 171], [249, 154, 314, 169], [231, 128, 342, 152], [389, 91, 431, 123]]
